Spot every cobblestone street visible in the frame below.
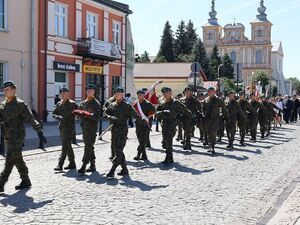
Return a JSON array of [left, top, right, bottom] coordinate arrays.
[[0, 123, 300, 225]]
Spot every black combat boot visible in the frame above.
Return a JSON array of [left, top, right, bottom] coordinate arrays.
[[64, 162, 76, 170], [86, 162, 96, 172], [0, 185, 4, 193], [106, 164, 117, 178], [15, 179, 32, 190], [140, 152, 148, 160], [54, 164, 63, 171], [77, 163, 87, 174], [133, 152, 141, 160], [117, 166, 129, 176], [216, 137, 222, 143]]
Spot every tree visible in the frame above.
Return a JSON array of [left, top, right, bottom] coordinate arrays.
[[254, 71, 270, 94], [208, 45, 222, 81], [153, 55, 167, 63], [156, 21, 175, 62], [191, 38, 209, 76], [272, 86, 278, 97], [185, 20, 198, 55], [174, 20, 188, 57], [222, 78, 236, 95], [220, 54, 235, 79], [140, 51, 150, 63], [288, 77, 300, 94]]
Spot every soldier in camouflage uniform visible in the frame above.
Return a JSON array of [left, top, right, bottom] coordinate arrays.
[[0, 81, 47, 193], [261, 96, 281, 137], [175, 93, 183, 141], [74, 84, 101, 174], [180, 87, 201, 150], [238, 92, 255, 146], [156, 87, 192, 163], [225, 91, 245, 149], [216, 92, 225, 143], [196, 93, 206, 142], [202, 87, 228, 154], [52, 87, 78, 171], [249, 93, 266, 141], [104, 87, 143, 178], [133, 89, 155, 161]]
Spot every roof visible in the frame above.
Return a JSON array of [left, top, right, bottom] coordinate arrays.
[[93, 0, 132, 14], [272, 41, 283, 53], [134, 63, 192, 78]]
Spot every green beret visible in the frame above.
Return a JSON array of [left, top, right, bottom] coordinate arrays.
[[60, 87, 69, 93], [228, 90, 236, 95], [184, 86, 192, 92], [113, 86, 124, 93], [239, 91, 245, 96], [161, 87, 172, 93], [141, 88, 148, 92], [2, 80, 17, 89], [136, 89, 146, 95], [207, 86, 215, 91], [86, 84, 96, 90]]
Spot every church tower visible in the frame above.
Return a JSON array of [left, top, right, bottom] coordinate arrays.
[[202, 0, 222, 51]]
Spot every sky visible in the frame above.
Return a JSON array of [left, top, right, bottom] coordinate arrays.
[[120, 0, 300, 79]]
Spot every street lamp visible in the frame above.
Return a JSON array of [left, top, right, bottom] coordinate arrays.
[[217, 64, 224, 80]]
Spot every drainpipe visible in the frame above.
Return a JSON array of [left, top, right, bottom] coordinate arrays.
[[30, 0, 35, 109], [44, 0, 48, 122], [124, 14, 128, 94]]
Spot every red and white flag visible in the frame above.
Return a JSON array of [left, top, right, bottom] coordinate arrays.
[[144, 80, 163, 105]]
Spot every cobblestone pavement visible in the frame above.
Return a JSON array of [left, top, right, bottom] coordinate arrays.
[[0, 123, 300, 225]]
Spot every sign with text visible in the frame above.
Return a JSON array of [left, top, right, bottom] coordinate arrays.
[[83, 65, 103, 74], [90, 38, 121, 59], [53, 61, 80, 72]]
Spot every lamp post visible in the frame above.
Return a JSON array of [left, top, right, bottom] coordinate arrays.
[[217, 64, 224, 80]]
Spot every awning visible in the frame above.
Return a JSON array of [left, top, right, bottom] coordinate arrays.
[[203, 81, 219, 90]]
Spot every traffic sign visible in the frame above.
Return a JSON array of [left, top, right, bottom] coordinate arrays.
[[190, 62, 202, 73]]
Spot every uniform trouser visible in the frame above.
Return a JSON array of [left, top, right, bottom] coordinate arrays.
[[112, 126, 128, 168], [203, 120, 209, 144], [198, 119, 204, 140], [266, 116, 272, 134], [82, 127, 97, 164], [183, 127, 192, 148], [205, 119, 219, 148], [162, 123, 176, 159], [111, 130, 116, 158], [217, 117, 225, 139], [259, 117, 267, 137], [0, 140, 29, 186], [59, 129, 75, 166], [136, 124, 149, 155], [177, 122, 183, 140], [226, 120, 236, 145], [249, 116, 258, 140], [238, 120, 247, 143]]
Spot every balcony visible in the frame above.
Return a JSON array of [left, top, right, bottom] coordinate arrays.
[[242, 63, 271, 70], [76, 38, 122, 61]]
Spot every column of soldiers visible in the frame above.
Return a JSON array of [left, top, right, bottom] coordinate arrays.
[[0, 81, 284, 193]]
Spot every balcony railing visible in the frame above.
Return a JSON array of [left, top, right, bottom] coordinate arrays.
[[77, 38, 121, 61]]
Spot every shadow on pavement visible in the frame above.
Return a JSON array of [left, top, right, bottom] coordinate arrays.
[[0, 189, 53, 213], [119, 176, 169, 191]]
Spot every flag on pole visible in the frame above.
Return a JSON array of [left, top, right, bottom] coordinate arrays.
[[144, 80, 163, 105]]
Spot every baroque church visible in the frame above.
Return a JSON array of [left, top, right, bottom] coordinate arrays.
[[202, 0, 291, 95]]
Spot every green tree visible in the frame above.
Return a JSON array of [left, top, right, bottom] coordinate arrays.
[[174, 20, 188, 57], [220, 54, 235, 79], [140, 51, 150, 63], [222, 78, 236, 95], [185, 20, 198, 55], [156, 21, 175, 62], [271, 86, 278, 97], [208, 45, 222, 81], [153, 55, 167, 63], [191, 38, 209, 76], [176, 54, 193, 63], [254, 71, 270, 94], [288, 77, 300, 94]]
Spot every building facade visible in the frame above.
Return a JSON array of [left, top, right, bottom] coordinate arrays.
[[202, 0, 275, 89], [0, 0, 39, 111], [38, 0, 131, 121]]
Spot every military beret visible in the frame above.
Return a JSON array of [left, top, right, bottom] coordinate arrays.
[[113, 86, 124, 93], [227, 90, 236, 95], [184, 86, 192, 92], [207, 86, 215, 91], [2, 80, 17, 89], [141, 88, 148, 92], [239, 91, 245, 96], [136, 89, 146, 95], [86, 84, 96, 90], [60, 87, 69, 93], [161, 87, 172, 93]]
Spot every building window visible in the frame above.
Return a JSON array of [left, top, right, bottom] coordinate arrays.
[[230, 51, 237, 64], [257, 29, 263, 38], [208, 32, 214, 41], [0, 61, 7, 93], [112, 21, 121, 46], [111, 76, 120, 95], [255, 50, 263, 64], [0, 0, 6, 30], [86, 13, 97, 39], [54, 4, 67, 37]]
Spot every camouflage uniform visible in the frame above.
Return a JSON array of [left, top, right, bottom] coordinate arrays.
[[0, 96, 44, 191], [105, 98, 141, 177], [262, 100, 280, 136], [103, 96, 116, 159], [238, 99, 255, 145], [202, 95, 228, 152], [133, 100, 155, 160], [78, 98, 101, 171], [249, 99, 266, 140], [225, 98, 245, 148], [180, 95, 201, 149], [52, 99, 78, 169]]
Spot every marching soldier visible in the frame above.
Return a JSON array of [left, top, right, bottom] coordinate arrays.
[[225, 91, 245, 149], [180, 87, 201, 150], [249, 93, 266, 141], [133, 89, 155, 160], [104, 87, 144, 178], [262, 97, 281, 136], [0, 81, 47, 193], [196, 93, 206, 142], [156, 87, 192, 163], [217, 92, 225, 143], [52, 88, 78, 171], [175, 93, 184, 141], [202, 87, 228, 154], [238, 92, 255, 146], [74, 84, 101, 174]]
